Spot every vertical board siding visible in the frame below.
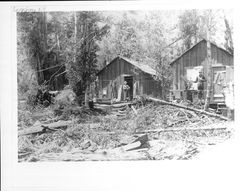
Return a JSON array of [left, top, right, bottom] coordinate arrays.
[[177, 60, 180, 89], [196, 44, 200, 66], [195, 45, 198, 66], [217, 48, 222, 64], [211, 44, 217, 61], [97, 57, 162, 99], [180, 57, 184, 90], [203, 40, 207, 60], [191, 46, 196, 67], [173, 65, 176, 90], [170, 40, 233, 93], [187, 52, 190, 66], [196, 43, 200, 67]]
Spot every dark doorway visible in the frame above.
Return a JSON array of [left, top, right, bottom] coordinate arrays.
[[124, 76, 133, 100]]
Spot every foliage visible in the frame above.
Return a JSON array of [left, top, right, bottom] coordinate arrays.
[[60, 12, 109, 97], [178, 10, 200, 49], [17, 10, 232, 100], [178, 9, 217, 49], [97, 11, 177, 98], [17, 12, 109, 101], [224, 17, 234, 54]]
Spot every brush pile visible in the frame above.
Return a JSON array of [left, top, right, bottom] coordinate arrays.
[[18, 97, 233, 162]]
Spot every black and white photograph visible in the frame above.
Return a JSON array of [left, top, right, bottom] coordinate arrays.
[[3, 1, 250, 191], [16, 8, 235, 162]]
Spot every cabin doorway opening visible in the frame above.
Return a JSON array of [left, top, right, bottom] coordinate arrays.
[[124, 76, 133, 100]]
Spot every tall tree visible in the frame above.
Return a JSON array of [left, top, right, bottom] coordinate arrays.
[[178, 10, 200, 49], [178, 9, 217, 49], [17, 12, 48, 94], [224, 17, 234, 55], [63, 11, 109, 105]]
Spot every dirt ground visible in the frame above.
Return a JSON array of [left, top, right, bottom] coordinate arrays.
[[18, 98, 233, 162]]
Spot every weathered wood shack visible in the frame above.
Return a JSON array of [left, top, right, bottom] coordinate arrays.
[[170, 39, 234, 104], [96, 56, 162, 101]]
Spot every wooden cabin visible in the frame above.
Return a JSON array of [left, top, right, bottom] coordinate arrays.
[[96, 56, 162, 101], [170, 39, 234, 104]]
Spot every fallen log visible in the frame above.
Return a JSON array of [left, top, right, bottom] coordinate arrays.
[[134, 126, 227, 134], [18, 121, 71, 136], [147, 97, 229, 121], [111, 102, 131, 108]]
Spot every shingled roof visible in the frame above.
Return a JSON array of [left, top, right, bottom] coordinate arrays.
[[97, 56, 157, 76]]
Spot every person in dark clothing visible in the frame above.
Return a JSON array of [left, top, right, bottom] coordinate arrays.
[[194, 71, 206, 99], [123, 81, 130, 101]]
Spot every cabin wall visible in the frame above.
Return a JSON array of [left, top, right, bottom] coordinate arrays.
[[141, 73, 162, 98], [211, 44, 234, 66], [172, 40, 207, 92], [171, 40, 233, 93], [97, 58, 162, 99]]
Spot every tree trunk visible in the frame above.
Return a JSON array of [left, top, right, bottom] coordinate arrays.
[[85, 84, 89, 108], [36, 12, 48, 85], [204, 45, 212, 110], [37, 55, 44, 85], [204, 13, 212, 111], [74, 12, 77, 63]]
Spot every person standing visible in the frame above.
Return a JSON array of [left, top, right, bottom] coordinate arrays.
[[194, 70, 206, 100], [123, 81, 130, 101]]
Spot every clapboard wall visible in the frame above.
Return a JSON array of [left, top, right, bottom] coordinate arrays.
[[171, 39, 234, 91]]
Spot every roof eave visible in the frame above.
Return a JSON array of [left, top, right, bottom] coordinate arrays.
[[170, 39, 233, 66]]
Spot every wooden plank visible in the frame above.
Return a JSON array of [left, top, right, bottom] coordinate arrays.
[[111, 60, 114, 80], [119, 134, 148, 151], [172, 65, 176, 90], [115, 59, 118, 75], [195, 45, 198, 66], [201, 40, 206, 61], [184, 51, 189, 68], [121, 59, 124, 74], [177, 61, 180, 90], [174, 65, 177, 90], [196, 43, 200, 66], [117, 60, 120, 75], [221, 50, 225, 64], [211, 44, 216, 61], [200, 41, 203, 63], [180, 57, 184, 90], [18, 121, 71, 136], [119, 141, 141, 151], [190, 46, 196, 67], [230, 55, 234, 66], [217, 48, 222, 64], [188, 51, 191, 67]]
